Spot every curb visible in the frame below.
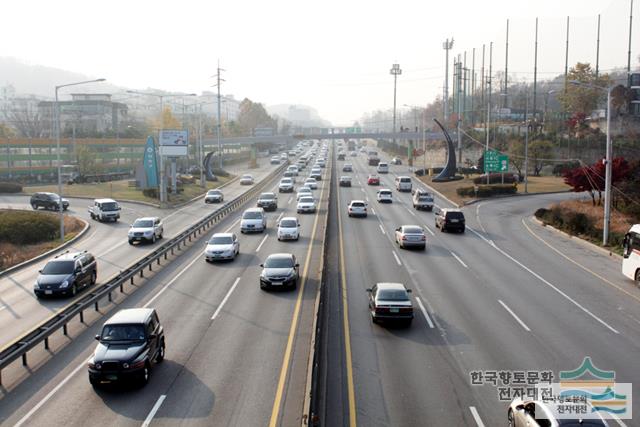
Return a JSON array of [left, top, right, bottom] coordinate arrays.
[[462, 190, 571, 206], [0, 216, 91, 278], [530, 216, 623, 260]]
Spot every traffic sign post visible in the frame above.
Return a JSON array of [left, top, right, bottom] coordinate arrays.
[[483, 150, 500, 172]]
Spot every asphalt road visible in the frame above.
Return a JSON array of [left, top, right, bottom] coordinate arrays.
[[321, 147, 640, 426], [0, 160, 283, 350], [0, 146, 328, 426]]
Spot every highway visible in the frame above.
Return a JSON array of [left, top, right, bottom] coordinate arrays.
[[319, 147, 640, 426], [0, 147, 328, 426], [0, 161, 282, 350]]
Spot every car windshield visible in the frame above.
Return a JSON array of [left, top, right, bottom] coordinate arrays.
[[260, 193, 276, 200], [403, 227, 423, 234], [400, 178, 410, 182], [242, 175, 252, 179], [281, 179, 292, 184], [41, 260, 74, 275], [419, 196, 432, 202], [133, 219, 154, 228], [300, 197, 314, 203], [209, 236, 233, 244], [351, 202, 365, 207], [265, 257, 294, 268], [207, 190, 221, 195], [243, 211, 262, 219], [280, 219, 297, 228], [446, 212, 465, 220], [100, 324, 146, 342], [377, 289, 409, 301], [380, 191, 391, 195], [101, 202, 118, 211]]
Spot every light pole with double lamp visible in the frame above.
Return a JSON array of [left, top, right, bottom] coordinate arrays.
[[55, 78, 106, 242], [568, 80, 614, 246]]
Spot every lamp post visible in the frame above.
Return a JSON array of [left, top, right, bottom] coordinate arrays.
[[390, 64, 402, 145], [55, 78, 106, 242], [568, 80, 613, 245], [126, 90, 196, 204], [404, 104, 427, 172]]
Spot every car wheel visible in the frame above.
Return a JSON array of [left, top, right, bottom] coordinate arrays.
[[89, 376, 100, 388], [404, 318, 413, 328], [635, 270, 640, 282], [371, 314, 378, 324], [151, 234, 156, 243], [90, 213, 95, 220], [91, 272, 97, 285], [71, 284, 77, 296], [460, 228, 465, 234], [507, 409, 515, 427], [156, 342, 165, 363]]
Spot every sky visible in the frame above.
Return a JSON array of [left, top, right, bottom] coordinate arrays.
[[1, 0, 638, 126]]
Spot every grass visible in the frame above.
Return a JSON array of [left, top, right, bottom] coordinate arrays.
[[25, 176, 233, 207], [417, 174, 570, 205], [0, 213, 84, 270]]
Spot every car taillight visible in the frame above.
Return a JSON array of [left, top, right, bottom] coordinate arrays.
[[400, 307, 413, 313], [402, 236, 408, 240], [421, 235, 426, 240], [131, 360, 146, 369], [375, 307, 388, 313]]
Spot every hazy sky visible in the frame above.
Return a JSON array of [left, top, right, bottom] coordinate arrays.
[[1, 0, 638, 125]]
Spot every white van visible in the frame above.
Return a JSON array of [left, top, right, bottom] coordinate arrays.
[[395, 176, 412, 192], [377, 162, 389, 174]]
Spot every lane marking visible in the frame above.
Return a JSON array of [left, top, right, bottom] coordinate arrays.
[[378, 224, 386, 235], [611, 414, 628, 427], [371, 208, 376, 215], [392, 250, 402, 266], [415, 297, 435, 328], [211, 277, 241, 320], [467, 227, 619, 334], [224, 217, 241, 233], [335, 162, 358, 427], [276, 212, 284, 222], [469, 406, 486, 427], [288, 197, 292, 205], [450, 251, 468, 268], [269, 159, 329, 427], [498, 299, 531, 332], [256, 234, 269, 252], [405, 207, 417, 217], [144, 253, 202, 308], [522, 217, 640, 305], [141, 394, 166, 427], [423, 225, 435, 236]]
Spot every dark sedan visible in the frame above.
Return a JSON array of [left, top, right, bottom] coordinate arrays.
[[366, 282, 414, 326]]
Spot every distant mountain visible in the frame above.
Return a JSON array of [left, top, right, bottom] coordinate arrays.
[[267, 104, 331, 128], [0, 57, 123, 99]]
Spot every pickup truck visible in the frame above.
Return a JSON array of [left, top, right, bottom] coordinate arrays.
[[88, 198, 121, 222], [412, 191, 434, 211]]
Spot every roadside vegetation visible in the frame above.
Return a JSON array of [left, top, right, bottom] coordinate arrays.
[[0, 210, 84, 270]]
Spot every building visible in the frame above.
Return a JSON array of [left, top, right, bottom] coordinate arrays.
[[38, 93, 128, 135]]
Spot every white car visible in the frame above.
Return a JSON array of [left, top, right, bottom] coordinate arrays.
[[377, 162, 389, 174], [317, 159, 326, 168], [280, 153, 288, 160], [277, 217, 300, 241], [287, 165, 299, 176], [347, 200, 367, 217], [377, 189, 393, 203], [311, 167, 322, 175], [279, 177, 294, 193], [296, 186, 313, 200], [240, 174, 254, 185], [204, 189, 224, 203], [304, 178, 318, 189], [128, 217, 163, 244], [204, 232, 239, 261], [240, 208, 267, 233], [297, 196, 317, 213]]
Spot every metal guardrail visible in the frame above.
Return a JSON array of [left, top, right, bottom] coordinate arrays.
[[0, 162, 289, 384]]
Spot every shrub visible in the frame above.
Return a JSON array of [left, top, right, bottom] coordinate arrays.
[[473, 173, 519, 185], [0, 182, 23, 193], [0, 210, 58, 244], [565, 212, 593, 234], [456, 184, 518, 197], [142, 188, 158, 198]]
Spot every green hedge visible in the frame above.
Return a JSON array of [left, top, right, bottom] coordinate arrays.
[[0, 182, 23, 193], [0, 210, 58, 244], [456, 184, 518, 197]]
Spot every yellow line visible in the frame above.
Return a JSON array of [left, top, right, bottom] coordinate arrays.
[[268, 162, 328, 427], [522, 218, 640, 305], [336, 165, 358, 427]]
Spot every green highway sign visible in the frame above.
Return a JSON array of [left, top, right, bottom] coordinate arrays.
[[484, 150, 509, 173], [498, 155, 509, 172]]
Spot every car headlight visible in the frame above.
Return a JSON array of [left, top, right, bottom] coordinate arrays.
[[34, 281, 40, 289], [60, 280, 69, 289], [122, 362, 130, 369]]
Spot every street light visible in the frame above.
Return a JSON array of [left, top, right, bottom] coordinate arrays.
[[126, 90, 196, 204], [568, 80, 613, 246], [403, 104, 427, 172], [55, 78, 106, 242], [390, 64, 402, 145]]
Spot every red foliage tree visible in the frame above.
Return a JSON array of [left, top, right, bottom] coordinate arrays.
[[563, 157, 631, 206]]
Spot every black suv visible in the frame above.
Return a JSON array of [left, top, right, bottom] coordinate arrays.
[[88, 308, 165, 387], [257, 192, 278, 211], [435, 208, 466, 233], [34, 251, 97, 298], [30, 192, 69, 211]]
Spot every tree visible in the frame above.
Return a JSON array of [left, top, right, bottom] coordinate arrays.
[[563, 157, 630, 206], [151, 107, 181, 130], [506, 138, 525, 176], [0, 123, 15, 138], [75, 144, 97, 176], [557, 63, 611, 122], [528, 140, 553, 176], [237, 98, 277, 136]]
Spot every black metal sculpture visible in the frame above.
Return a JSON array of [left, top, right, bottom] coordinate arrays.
[[203, 152, 218, 181], [432, 118, 462, 182]]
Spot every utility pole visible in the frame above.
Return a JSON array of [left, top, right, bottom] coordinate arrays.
[[487, 42, 493, 185], [457, 59, 462, 166], [504, 19, 509, 108], [628, 0, 635, 86], [524, 89, 529, 193], [471, 48, 475, 126], [533, 17, 539, 124], [481, 44, 485, 132], [604, 87, 612, 246], [596, 14, 601, 78], [443, 39, 454, 122], [213, 61, 225, 170], [390, 63, 402, 145], [564, 16, 570, 120]]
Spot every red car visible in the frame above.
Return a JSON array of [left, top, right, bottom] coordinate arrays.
[[367, 174, 380, 185]]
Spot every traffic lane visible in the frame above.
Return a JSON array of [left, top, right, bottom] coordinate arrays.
[[476, 193, 640, 328], [0, 163, 284, 348], [2, 165, 325, 426], [337, 180, 478, 426], [344, 178, 562, 425]]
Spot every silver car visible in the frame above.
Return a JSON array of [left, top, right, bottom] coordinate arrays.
[[128, 217, 163, 244], [204, 233, 239, 261], [240, 174, 254, 185], [395, 225, 426, 249], [240, 208, 267, 233], [204, 189, 224, 203]]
